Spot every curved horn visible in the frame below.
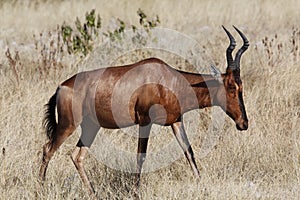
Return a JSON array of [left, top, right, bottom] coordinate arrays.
[[233, 26, 249, 70], [222, 25, 236, 68]]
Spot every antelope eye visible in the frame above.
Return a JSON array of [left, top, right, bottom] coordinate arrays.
[[228, 85, 236, 91], [228, 85, 237, 93]]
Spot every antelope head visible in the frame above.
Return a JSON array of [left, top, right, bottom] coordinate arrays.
[[213, 26, 249, 131]]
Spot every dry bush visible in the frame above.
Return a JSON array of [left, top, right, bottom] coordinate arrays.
[[0, 0, 299, 199]]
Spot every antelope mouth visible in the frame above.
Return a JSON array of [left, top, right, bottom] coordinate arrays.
[[236, 120, 248, 131]]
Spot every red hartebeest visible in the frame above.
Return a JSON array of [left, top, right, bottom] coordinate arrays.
[[40, 26, 249, 199]]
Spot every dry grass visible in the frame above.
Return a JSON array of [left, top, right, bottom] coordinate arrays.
[[0, 0, 299, 199]]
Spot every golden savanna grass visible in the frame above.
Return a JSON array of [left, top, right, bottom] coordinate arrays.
[[0, 0, 299, 199]]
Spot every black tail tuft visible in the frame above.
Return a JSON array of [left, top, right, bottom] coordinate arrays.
[[43, 89, 59, 142]]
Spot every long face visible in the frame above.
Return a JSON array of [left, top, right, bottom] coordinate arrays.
[[221, 70, 248, 130], [215, 26, 249, 131]]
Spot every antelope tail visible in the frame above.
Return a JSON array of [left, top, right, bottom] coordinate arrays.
[[43, 88, 59, 143]]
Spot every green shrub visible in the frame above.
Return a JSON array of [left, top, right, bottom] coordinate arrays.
[[61, 9, 160, 57], [61, 9, 101, 57]]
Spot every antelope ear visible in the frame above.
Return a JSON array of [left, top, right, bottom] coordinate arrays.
[[211, 65, 223, 84]]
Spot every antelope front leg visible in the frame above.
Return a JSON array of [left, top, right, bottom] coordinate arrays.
[[135, 124, 152, 197], [171, 121, 200, 178]]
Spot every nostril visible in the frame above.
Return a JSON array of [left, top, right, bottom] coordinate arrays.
[[236, 120, 248, 131], [243, 121, 248, 130]]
